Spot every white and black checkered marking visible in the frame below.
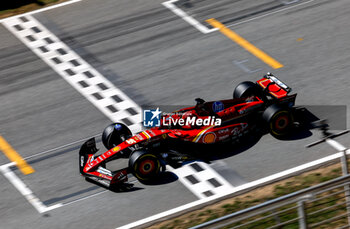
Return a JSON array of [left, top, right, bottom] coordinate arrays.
[[126, 108, 138, 116], [56, 48, 67, 55], [202, 190, 214, 197], [38, 46, 49, 53], [2, 15, 143, 132], [26, 35, 36, 42], [78, 81, 89, 88], [31, 26, 41, 33], [112, 95, 123, 103], [207, 178, 222, 188], [19, 16, 29, 23], [92, 93, 103, 100], [51, 57, 62, 64], [44, 37, 54, 44], [106, 105, 118, 113], [64, 69, 76, 76], [14, 24, 23, 31], [190, 163, 204, 172], [83, 71, 94, 78], [70, 59, 80, 67], [121, 118, 133, 126], [168, 161, 234, 199], [185, 174, 200, 184]]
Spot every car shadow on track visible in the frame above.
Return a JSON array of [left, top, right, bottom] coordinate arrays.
[[85, 177, 144, 193], [137, 172, 179, 186]]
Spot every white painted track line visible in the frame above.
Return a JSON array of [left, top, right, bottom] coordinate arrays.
[[162, 0, 217, 34], [22, 133, 101, 161], [0, 163, 62, 213]]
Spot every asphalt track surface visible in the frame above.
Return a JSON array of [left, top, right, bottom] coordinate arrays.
[[1, 0, 350, 228]]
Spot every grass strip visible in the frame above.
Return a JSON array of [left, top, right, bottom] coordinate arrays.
[[0, 0, 67, 19]]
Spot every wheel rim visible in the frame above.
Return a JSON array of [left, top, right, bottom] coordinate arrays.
[[274, 115, 289, 131], [138, 159, 155, 175], [270, 111, 291, 135], [133, 155, 160, 180]]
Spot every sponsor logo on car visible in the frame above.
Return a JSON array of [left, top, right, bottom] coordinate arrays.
[[231, 123, 249, 135], [218, 135, 229, 141], [212, 101, 224, 113], [136, 134, 144, 140], [98, 173, 111, 179], [112, 146, 121, 152], [126, 139, 136, 144], [218, 128, 229, 134], [203, 132, 216, 143]]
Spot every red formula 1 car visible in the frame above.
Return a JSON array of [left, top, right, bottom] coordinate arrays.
[[79, 73, 297, 188]]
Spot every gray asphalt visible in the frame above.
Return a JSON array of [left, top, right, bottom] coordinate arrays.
[[1, 0, 350, 228]]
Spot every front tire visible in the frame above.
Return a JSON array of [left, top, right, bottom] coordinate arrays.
[[102, 123, 132, 150], [263, 104, 293, 137], [129, 150, 161, 182]]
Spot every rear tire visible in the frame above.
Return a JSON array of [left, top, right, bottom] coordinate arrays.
[[102, 123, 132, 150], [263, 104, 293, 137], [233, 81, 258, 99], [129, 150, 161, 182]]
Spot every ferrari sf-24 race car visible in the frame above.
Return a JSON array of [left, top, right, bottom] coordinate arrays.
[[79, 73, 298, 188]]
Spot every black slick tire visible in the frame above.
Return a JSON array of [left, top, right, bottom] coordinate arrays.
[[263, 104, 293, 137], [102, 123, 132, 150]]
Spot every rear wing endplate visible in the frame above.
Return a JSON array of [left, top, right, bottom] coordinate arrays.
[[264, 72, 292, 93]]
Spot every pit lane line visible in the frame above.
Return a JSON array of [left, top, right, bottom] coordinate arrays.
[[162, 0, 316, 33], [162, 0, 218, 34], [0, 134, 100, 214], [0, 133, 132, 214], [0, 159, 137, 213], [0, 162, 62, 213]]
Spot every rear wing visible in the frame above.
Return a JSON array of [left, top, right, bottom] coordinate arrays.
[[257, 73, 292, 99]]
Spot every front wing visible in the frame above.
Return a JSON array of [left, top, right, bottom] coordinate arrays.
[[79, 138, 129, 188]]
